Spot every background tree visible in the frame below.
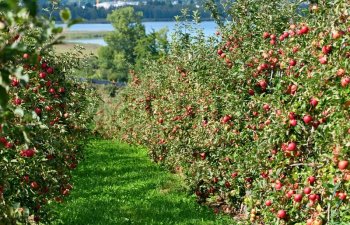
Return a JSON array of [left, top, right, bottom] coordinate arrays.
[[134, 28, 168, 69], [98, 7, 168, 81], [98, 7, 145, 81]]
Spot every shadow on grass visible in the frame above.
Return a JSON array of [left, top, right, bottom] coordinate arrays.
[[52, 140, 232, 225]]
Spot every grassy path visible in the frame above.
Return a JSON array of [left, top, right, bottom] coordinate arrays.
[[53, 140, 233, 225]]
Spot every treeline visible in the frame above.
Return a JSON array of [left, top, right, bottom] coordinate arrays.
[[38, 1, 212, 22], [39, 3, 115, 21]]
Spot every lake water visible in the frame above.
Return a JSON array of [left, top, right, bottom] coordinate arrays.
[[58, 21, 217, 46]]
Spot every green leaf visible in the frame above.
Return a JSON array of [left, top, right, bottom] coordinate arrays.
[[2, 0, 18, 10], [52, 26, 63, 34], [23, 131, 31, 143], [0, 86, 8, 108], [0, 67, 11, 83], [23, 0, 37, 17], [68, 18, 84, 28], [60, 8, 71, 23]]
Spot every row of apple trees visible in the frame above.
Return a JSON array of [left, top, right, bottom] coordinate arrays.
[[0, 0, 97, 223], [109, 0, 350, 224]]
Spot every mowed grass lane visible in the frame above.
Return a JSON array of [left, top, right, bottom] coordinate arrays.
[[52, 140, 233, 225]]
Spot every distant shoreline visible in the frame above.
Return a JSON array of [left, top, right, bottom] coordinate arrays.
[[55, 18, 214, 24]]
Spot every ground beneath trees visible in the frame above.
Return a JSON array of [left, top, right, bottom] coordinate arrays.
[[52, 140, 232, 225]]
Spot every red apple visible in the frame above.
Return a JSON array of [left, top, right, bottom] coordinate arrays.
[[322, 45, 332, 55], [294, 194, 303, 202], [41, 62, 48, 69], [338, 192, 347, 200], [309, 194, 317, 201], [263, 104, 270, 111], [231, 172, 238, 178], [310, 98, 318, 107], [11, 78, 20, 87], [34, 216, 40, 222], [289, 112, 296, 119], [5, 142, 12, 149], [13, 97, 22, 105], [307, 218, 314, 225], [30, 181, 39, 190], [69, 163, 77, 169], [319, 55, 327, 64], [300, 25, 309, 34], [58, 87, 66, 93], [35, 108, 42, 115], [23, 53, 30, 59], [20, 149, 35, 157], [304, 187, 312, 194], [39, 72, 47, 79], [338, 160, 349, 170], [308, 176, 316, 184], [312, 120, 320, 129], [222, 115, 232, 124], [23, 175, 29, 183], [289, 59, 297, 67], [341, 77, 350, 87], [263, 32, 270, 39], [303, 115, 312, 124], [49, 88, 55, 94], [290, 119, 297, 126], [46, 67, 54, 74], [265, 200, 272, 206], [287, 142, 297, 151], [62, 189, 70, 196], [259, 79, 267, 89], [337, 68, 345, 77], [286, 190, 295, 198], [275, 182, 283, 190], [277, 210, 287, 219], [45, 106, 53, 111], [290, 84, 297, 95]]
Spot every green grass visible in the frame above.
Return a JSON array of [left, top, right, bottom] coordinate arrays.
[[52, 140, 233, 225], [62, 31, 111, 40]]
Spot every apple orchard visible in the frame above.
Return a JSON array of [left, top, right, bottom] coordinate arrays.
[[2, 0, 350, 224], [107, 0, 350, 224]]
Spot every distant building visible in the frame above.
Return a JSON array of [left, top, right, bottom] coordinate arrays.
[[95, 1, 140, 9]]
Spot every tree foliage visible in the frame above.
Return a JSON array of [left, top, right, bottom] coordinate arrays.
[[0, 1, 97, 223], [98, 7, 168, 81], [100, 0, 350, 224]]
